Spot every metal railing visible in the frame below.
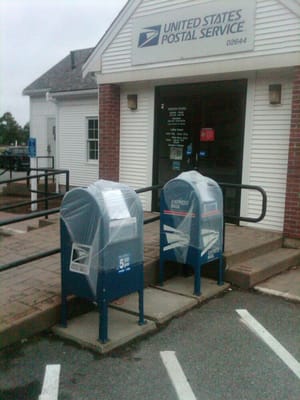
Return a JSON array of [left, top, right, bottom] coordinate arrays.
[[0, 168, 69, 218], [137, 182, 267, 225], [220, 182, 267, 224], [0, 168, 69, 272], [36, 156, 54, 170], [0, 155, 54, 178], [0, 180, 267, 273]]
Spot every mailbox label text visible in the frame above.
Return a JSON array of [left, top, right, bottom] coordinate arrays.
[[69, 243, 92, 276], [118, 254, 131, 274]]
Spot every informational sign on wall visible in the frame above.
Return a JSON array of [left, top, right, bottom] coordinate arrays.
[[28, 137, 36, 158], [132, 0, 255, 65], [164, 106, 189, 158]]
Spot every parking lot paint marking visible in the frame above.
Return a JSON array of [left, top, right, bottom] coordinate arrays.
[[39, 364, 61, 400], [160, 351, 197, 400], [236, 309, 300, 380]]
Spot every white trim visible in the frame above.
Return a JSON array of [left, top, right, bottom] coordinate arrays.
[[95, 52, 300, 85], [51, 89, 98, 98], [86, 116, 99, 162], [82, 0, 143, 78], [23, 88, 51, 96], [240, 71, 256, 222], [25, 88, 97, 99], [56, 102, 61, 174], [279, 0, 300, 17], [83, 0, 300, 80]]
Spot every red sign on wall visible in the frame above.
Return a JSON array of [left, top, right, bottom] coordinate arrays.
[[200, 128, 215, 142]]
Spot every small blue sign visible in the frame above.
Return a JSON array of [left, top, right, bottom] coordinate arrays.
[[199, 150, 208, 158], [117, 254, 131, 274], [28, 138, 36, 158], [186, 143, 193, 156], [172, 160, 181, 171]]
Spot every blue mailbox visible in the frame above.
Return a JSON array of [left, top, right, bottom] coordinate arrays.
[[60, 179, 145, 343], [160, 171, 224, 296]]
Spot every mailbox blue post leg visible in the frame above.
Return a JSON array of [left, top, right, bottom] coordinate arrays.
[[138, 263, 146, 325], [194, 263, 201, 296], [60, 220, 69, 328], [193, 250, 202, 296], [61, 292, 68, 328], [159, 258, 164, 286], [138, 289, 145, 326], [218, 256, 224, 286], [99, 299, 108, 343]]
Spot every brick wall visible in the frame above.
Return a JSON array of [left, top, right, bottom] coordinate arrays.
[[284, 66, 300, 241], [98, 84, 120, 181]]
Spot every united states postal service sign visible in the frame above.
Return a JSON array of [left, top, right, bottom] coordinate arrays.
[[132, 0, 256, 65]]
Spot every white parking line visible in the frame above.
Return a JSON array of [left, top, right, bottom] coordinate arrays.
[[236, 309, 300, 380], [160, 351, 197, 400], [39, 364, 61, 400]]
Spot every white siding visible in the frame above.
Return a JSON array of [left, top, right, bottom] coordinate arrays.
[[102, 0, 300, 74], [30, 97, 56, 157], [245, 70, 293, 231], [118, 70, 294, 228], [57, 97, 99, 187], [119, 84, 155, 210]]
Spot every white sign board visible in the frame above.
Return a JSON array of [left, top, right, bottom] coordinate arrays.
[[132, 0, 256, 65], [102, 189, 130, 220]]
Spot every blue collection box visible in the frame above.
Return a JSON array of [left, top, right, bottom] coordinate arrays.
[[60, 180, 145, 343], [160, 171, 224, 295]]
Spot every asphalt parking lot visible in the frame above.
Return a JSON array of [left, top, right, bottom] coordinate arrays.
[[0, 290, 299, 400]]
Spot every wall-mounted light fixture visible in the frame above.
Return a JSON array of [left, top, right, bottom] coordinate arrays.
[[127, 94, 138, 110], [269, 84, 282, 105]]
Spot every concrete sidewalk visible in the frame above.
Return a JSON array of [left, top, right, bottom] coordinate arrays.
[[0, 215, 299, 352], [0, 215, 228, 350], [254, 265, 300, 302]]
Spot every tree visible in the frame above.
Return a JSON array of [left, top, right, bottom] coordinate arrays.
[[22, 122, 30, 144], [0, 112, 24, 145]]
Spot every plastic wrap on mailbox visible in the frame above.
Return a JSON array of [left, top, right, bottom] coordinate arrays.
[[60, 179, 145, 342], [60, 179, 144, 296], [160, 170, 224, 295], [161, 170, 223, 263]]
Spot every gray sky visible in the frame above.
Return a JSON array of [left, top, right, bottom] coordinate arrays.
[[0, 0, 128, 126]]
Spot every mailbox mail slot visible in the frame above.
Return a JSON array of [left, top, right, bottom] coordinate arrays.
[[60, 179, 145, 343], [160, 170, 224, 295]]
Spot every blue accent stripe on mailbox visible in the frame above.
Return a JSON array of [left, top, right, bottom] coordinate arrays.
[[163, 210, 196, 217]]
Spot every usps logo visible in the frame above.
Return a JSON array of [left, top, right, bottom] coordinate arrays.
[[138, 25, 161, 48]]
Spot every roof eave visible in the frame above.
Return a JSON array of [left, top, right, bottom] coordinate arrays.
[[22, 88, 50, 96], [50, 88, 98, 97], [23, 87, 98, 98]]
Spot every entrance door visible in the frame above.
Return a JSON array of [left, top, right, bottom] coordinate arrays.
[[47, 117, 56, 168], [153, 80, 247, 217]]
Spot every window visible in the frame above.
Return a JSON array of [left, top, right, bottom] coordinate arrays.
[[87, 118, 98, 161]]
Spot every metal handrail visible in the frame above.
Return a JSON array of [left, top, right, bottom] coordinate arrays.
[[136, 184, 162, 224], [136, 182, 267, 225], [219, 182, 267, 223], [0, 180, 267, 273], [0, 194, 64, 212], [0, 249, 61, 273], [0, 169, 69, 184], [135, 184, 162, 194], [36, 156, 54, 170], [0, 169, 69, 219], [0, 207, 60, 227]]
